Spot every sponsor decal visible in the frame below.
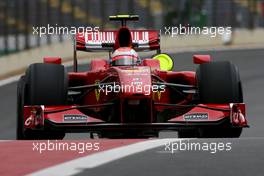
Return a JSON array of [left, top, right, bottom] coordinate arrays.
[[25, 115, 33, 126], [152, 91, 162, 100], [95, 80, 101, 101], [84, 31, 149, 44], [63, 114, 88, 122], [184, 113, 209, 120], [132, 77, 141, 81]]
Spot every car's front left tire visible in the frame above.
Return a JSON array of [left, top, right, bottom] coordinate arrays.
[[17, 63, 68, 140]]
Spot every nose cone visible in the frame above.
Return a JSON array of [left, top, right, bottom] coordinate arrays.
[[116, 66, 152, 98]]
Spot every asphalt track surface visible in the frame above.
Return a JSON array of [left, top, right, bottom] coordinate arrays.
[[0, 48, 264, 175]]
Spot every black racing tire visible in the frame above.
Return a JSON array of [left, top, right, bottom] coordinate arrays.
[[196, 61, 243, 138], [25, 63, 68, 105], [196, 61, 243, 104], [17, 63, 67, 140]]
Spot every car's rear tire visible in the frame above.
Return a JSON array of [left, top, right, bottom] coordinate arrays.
[[196, 61, 243, 138], [17, 63, 67, 140]]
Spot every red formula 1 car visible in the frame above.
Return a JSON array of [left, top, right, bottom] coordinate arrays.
[[17, 15, 248, 139]]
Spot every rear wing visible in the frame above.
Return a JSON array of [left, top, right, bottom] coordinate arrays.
[[75, 30, 160, 52]]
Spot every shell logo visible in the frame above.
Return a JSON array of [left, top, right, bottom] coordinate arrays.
[[95, 80, 100, 102]]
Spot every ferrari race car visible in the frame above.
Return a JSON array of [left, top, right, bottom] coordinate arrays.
[[17, 15, 248, 139]]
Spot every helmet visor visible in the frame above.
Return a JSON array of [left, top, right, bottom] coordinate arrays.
[[112, 55, 138, 66]]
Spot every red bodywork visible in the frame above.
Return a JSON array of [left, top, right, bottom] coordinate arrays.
[[23, 26, 248, 134]]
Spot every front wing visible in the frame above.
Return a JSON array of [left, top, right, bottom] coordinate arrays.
[[22, 103, 248, 132]]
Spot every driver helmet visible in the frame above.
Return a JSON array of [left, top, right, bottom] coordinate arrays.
[[111, 47, 139, 66]]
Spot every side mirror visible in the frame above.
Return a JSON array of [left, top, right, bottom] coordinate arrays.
[[153, 53, 174, 71], [193, 55, 211, 64]]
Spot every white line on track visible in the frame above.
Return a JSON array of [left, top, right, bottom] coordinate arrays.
[[28, 138, 182, 176], [0, 140, 13, 142], [0, 75, 21, 87], [0, 59, 90, 87]]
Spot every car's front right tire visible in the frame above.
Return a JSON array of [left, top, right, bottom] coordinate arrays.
[[195, 61, 243, 138]]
